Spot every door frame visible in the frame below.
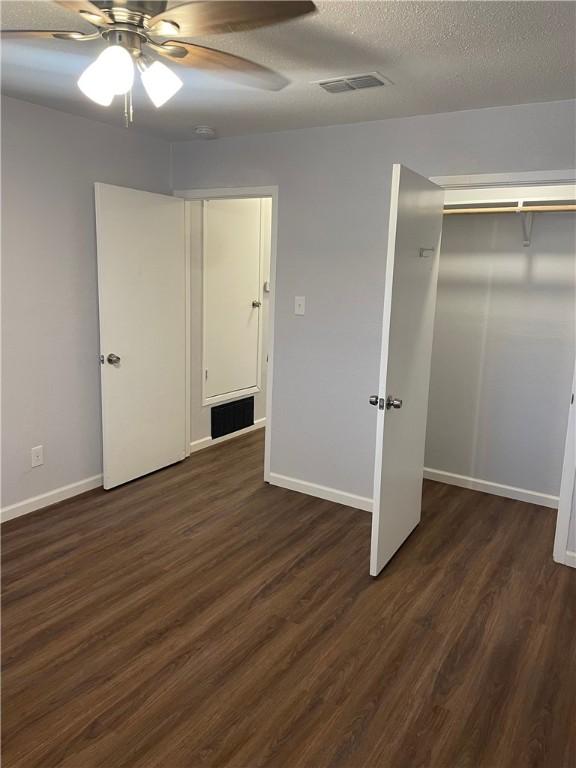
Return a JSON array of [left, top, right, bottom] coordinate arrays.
[[553, 363, 576, 568], [174, 186, 279, 480]]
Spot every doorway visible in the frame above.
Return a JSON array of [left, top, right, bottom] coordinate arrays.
[[95, 183, 277, 491], [176, 186, 278, 479]]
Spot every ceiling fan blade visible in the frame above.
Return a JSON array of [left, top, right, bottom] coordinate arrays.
[[149, 40, 289, 90], [0, 29, 100, 40], [53, 1, 111, 27], [146, 1, 316, 37]]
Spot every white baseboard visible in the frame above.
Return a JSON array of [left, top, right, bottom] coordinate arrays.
[[1, 474, 103, 523], [423, 467, 559, 509], [563, 550, 576, 569], [267, 472, 373, 513], [2, 423, 267, 524], [189, 419, 266, 454]]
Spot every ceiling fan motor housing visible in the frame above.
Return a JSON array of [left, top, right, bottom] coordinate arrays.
[[103, 28, 144, 56], [93, 1, 169, 16], [91, 2, 179, 36]]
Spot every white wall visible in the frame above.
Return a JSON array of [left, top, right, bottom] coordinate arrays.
[[171, 100, 576, 502], [426, 213, 575, 498], [187, 199, 270, 446], [1, 96, 171, 509]]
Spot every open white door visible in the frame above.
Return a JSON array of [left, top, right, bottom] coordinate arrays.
[[95, 184, 187, 489], [370, 165, 444, 576]]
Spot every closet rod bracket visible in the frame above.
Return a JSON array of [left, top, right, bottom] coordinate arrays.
[[518, 208, 534, 248]]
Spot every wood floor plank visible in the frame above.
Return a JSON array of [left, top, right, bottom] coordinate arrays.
[[2, 429, 575, 768]]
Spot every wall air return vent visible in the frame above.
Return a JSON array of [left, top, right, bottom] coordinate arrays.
[[316, 72, 393, 94]]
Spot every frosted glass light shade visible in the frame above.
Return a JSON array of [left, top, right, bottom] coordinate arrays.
[[77, 45, 134, 105], [78, 60, 114, 106], [141, 61, 183, 107], [97, 45, 134, 95]]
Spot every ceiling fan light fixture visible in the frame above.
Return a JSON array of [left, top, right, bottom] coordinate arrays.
[[140, 61, 183, 107]]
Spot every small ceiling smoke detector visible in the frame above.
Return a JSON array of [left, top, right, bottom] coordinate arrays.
[[315, 72, 394, 94], [194, 125, 218, 139]]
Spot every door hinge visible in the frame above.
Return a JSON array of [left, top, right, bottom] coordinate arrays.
[[205, 369, 208, 380]]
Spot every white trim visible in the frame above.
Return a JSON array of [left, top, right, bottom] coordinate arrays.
[[1, 475, 103, 523], [189, 419, 266, 454], [268, 472, 373, 513], [423, 468, 559, 509], [184, 201, 191, 457], [174, 185, 279, 486], [202, 386, 261, 407], [263, 191, 278, 483], [443, 184, 576, 206], [175, 187, 279, 201], [430, 170, 576, 189], [553, 364, 575, 567]]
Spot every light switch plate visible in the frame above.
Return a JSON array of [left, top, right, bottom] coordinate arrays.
[[294, 296, 305, 316], [31, 445, 44, 468]]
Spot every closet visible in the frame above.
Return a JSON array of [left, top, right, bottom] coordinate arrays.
[[425, 181, 575, 567], [368, 169, 575, 576]]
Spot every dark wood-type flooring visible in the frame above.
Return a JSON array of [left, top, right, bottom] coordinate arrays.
[[2, 429, 575, 768]]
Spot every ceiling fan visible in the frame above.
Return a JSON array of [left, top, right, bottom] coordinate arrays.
[[1, 1, 317, 117]]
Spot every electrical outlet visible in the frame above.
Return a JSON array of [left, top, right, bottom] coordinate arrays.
[[31, 445, 44, 468]]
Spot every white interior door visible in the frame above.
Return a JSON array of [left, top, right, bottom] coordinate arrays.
[[370, 165, 445, 576], [203, 198, 263, 403], [95, 183, 187, 489]]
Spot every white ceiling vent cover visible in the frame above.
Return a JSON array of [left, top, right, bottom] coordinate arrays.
[[316, 72, 393, 94]]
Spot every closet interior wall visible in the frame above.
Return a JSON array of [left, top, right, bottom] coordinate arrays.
[[425, 211, 576, 503]]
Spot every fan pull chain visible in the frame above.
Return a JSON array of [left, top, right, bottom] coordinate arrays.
[[123, 89, 134, 128]]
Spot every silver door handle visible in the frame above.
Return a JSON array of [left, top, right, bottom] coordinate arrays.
[[386, 396, 402, 410], [252, 300, 262, 308], [107, 353, 121, 365]]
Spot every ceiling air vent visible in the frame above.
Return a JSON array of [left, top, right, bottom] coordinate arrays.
[[316, 72, 393, 94]]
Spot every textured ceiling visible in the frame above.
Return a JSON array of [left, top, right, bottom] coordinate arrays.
[[1, 1, 575, 140]]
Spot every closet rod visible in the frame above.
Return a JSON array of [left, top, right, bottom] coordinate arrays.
[[444, 204, 576, 215]]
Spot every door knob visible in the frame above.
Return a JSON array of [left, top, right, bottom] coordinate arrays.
[[386, 396, 403, 410], [107, 353, 121, 366], [252, 300, 262, 308], [369, 395, 379, 406]]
